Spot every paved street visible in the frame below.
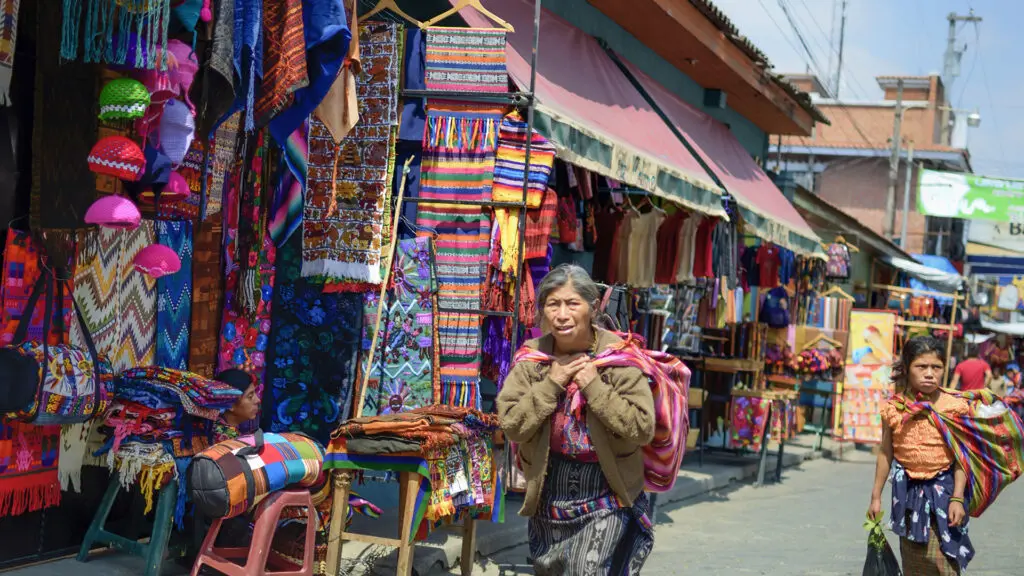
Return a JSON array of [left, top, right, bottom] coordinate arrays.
[[464, 449, 1024, 576]]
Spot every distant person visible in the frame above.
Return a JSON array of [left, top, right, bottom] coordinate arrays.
[[868, 336, 973, 574], [950, 347, 991, 391]]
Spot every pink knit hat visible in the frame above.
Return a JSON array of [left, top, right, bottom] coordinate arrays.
[[88, 136, 146, 182], [140, 171, 191, 204], [136, 40, 199, 110], [84, 195, 142, 230], [133, 244, 182, 278]]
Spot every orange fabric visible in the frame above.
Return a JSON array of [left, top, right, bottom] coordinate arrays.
[[882, 392, 970, 480]]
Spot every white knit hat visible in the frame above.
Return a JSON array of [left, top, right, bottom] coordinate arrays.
[[158, 99, 195, 166]]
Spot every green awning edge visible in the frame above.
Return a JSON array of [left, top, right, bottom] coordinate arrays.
[[532, 106, 728, 220], [737, 204, 826, 260]]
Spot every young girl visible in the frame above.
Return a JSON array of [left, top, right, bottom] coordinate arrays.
[[868, 335, 974, 575]]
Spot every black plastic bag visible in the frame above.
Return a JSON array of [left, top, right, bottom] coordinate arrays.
[[863, 517, 902, 576]]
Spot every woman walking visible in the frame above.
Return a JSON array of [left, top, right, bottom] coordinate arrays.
[[868, 335, 974, 575], [497, 264, 655, 575]]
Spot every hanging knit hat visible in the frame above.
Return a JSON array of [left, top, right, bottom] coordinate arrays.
[[84, 195, 142, 229], [133, 244, 182, 278], [88, 136, 146, 181], [158, 99, 195, 166], [140, 171, 191, 204], [99, 78, 152, 122], [136, 40, 199, 110]]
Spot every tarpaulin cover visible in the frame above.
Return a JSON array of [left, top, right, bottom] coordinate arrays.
[[621, 58, 823, 256], [457, 0, 727, 219], [890, 254, 966, 297]]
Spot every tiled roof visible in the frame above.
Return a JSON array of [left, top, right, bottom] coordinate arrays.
[[687, 0, 830, 125]]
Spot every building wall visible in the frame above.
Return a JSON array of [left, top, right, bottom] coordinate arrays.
[[816, 158, 927, 253], [541, 0, 769, 159]]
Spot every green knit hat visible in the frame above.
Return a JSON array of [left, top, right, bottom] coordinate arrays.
[[99, 78, 151, 122]]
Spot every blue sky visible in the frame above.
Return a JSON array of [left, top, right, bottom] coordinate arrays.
[[712, 0, 1023, 178]]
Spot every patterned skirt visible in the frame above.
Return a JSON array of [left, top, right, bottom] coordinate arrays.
[[528, 457, 653, 576], [889, 461, 972, 575]]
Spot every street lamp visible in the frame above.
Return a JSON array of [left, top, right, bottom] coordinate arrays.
[[966, 109, 981, 128], [938, 106, 982, 146]]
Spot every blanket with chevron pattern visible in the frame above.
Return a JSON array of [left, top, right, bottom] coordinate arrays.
[[155, 221, 193, 370], [117, 223, 157, 370], [264, 233, 363, 445]]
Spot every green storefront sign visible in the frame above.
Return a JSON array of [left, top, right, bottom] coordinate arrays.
[[917, 169, 1024, 222]]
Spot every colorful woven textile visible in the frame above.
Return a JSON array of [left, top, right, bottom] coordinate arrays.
[[424, 27, 507, 94], [155, 221, 193, 370], [302, 22, 400, 288], [116, 223, 157, 370], [71, 229, 121, 356], [359, 237, 438, 417], [116, 366, 243, 421], [158, 112, 241, 221], [190, 431, 325, 519], [491, 111, 556, 208], [269, 119, 308, 247], [0, 230, 73, 346], [0, 0, 20, 105], [512, 334, 691, 492], [264, 232, 363, 445], [188, 216, 224, 377], [255, 0, 308, 126], [728, 395, 769, 452], [523, 187, 556, 260], [0, 420, 60, 516], [218, 132, 276, 397], [110, 442, 175, 514], [892, 389, 1024, 517], [7, 341, 112, 425]]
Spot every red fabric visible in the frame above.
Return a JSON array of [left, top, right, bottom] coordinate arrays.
[[654, 211, 685, 284], [592, 208, 624, 283], [692, 218, 715, 278], [956, 358, 992, 391], [556, 194, 577, 244], [757, 244, 781, 288], [524, 187, 557, 259]]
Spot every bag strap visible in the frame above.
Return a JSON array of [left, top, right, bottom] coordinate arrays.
[[63, 280, 100, 368], [234, 429, 265, 510], [11, 272, 48, 345]]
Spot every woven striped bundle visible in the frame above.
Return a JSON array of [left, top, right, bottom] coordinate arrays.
[[893, 388, 1024, 517], [424, 27, 507, 93], [491, 111, 556, 208], [512, 333, 691, 492], [189, 431, 325, 519]]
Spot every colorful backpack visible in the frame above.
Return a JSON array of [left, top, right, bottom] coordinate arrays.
[[511, 332, 691, 492]]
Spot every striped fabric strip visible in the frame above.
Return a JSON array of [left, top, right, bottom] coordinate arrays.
[[513, 333, 691, 492], [491, 111, 556, 208], [424, 27, 507, 94], [116, 223, 157, 371], [896, 388, 1024, 518]]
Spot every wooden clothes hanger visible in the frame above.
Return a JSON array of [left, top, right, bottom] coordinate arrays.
[[833, 234, 860, 253], [801, 333, 843, 352], [360, 0, 425, 27], [422, 0, 515, 31], [822, 285, 856, 302]]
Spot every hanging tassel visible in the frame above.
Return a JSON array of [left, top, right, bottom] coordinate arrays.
[[61, 0, 83, 61], [239, 267, 259, 317], [200, 0, 211, 21]]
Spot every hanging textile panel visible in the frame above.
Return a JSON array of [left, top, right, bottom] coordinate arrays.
[[301, 22, 401, 288], [189, 216, 224, 377], [155, 221, 193, 370], [218, 132, 276, 396], [359, 237, 438, 417], [416, 29, 507, 408], [264, 233, 363, 446], [424, 27, 507, 94], [0, 230, 74, 346], [116, 222, 157, 370]]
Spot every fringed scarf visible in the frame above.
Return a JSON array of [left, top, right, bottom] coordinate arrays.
[[0, 0, 20, 105], [62, 0, 172, 69], [110, 442, 175, 514]]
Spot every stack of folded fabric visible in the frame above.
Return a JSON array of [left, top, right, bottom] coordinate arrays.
[[94, 366, 242, 523], [329, 406, 503, 532]]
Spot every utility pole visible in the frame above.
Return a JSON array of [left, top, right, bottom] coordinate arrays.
[[941, 11, 982, 144], [885, 79, 904, 240], [833, 0, 847, 98], [899, 141, 916, 249]]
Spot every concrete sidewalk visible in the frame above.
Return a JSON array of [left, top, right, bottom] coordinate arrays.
[[5, 434, 856, 576]]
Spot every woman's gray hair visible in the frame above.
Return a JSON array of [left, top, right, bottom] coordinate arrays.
[[535, 264, 602, 327]]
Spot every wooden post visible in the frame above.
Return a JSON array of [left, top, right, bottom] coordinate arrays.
[[325, 471, 353, 576], [943, 289, 960, 387], [396, 472, 421, 576], [461, 518, 477, 576]]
